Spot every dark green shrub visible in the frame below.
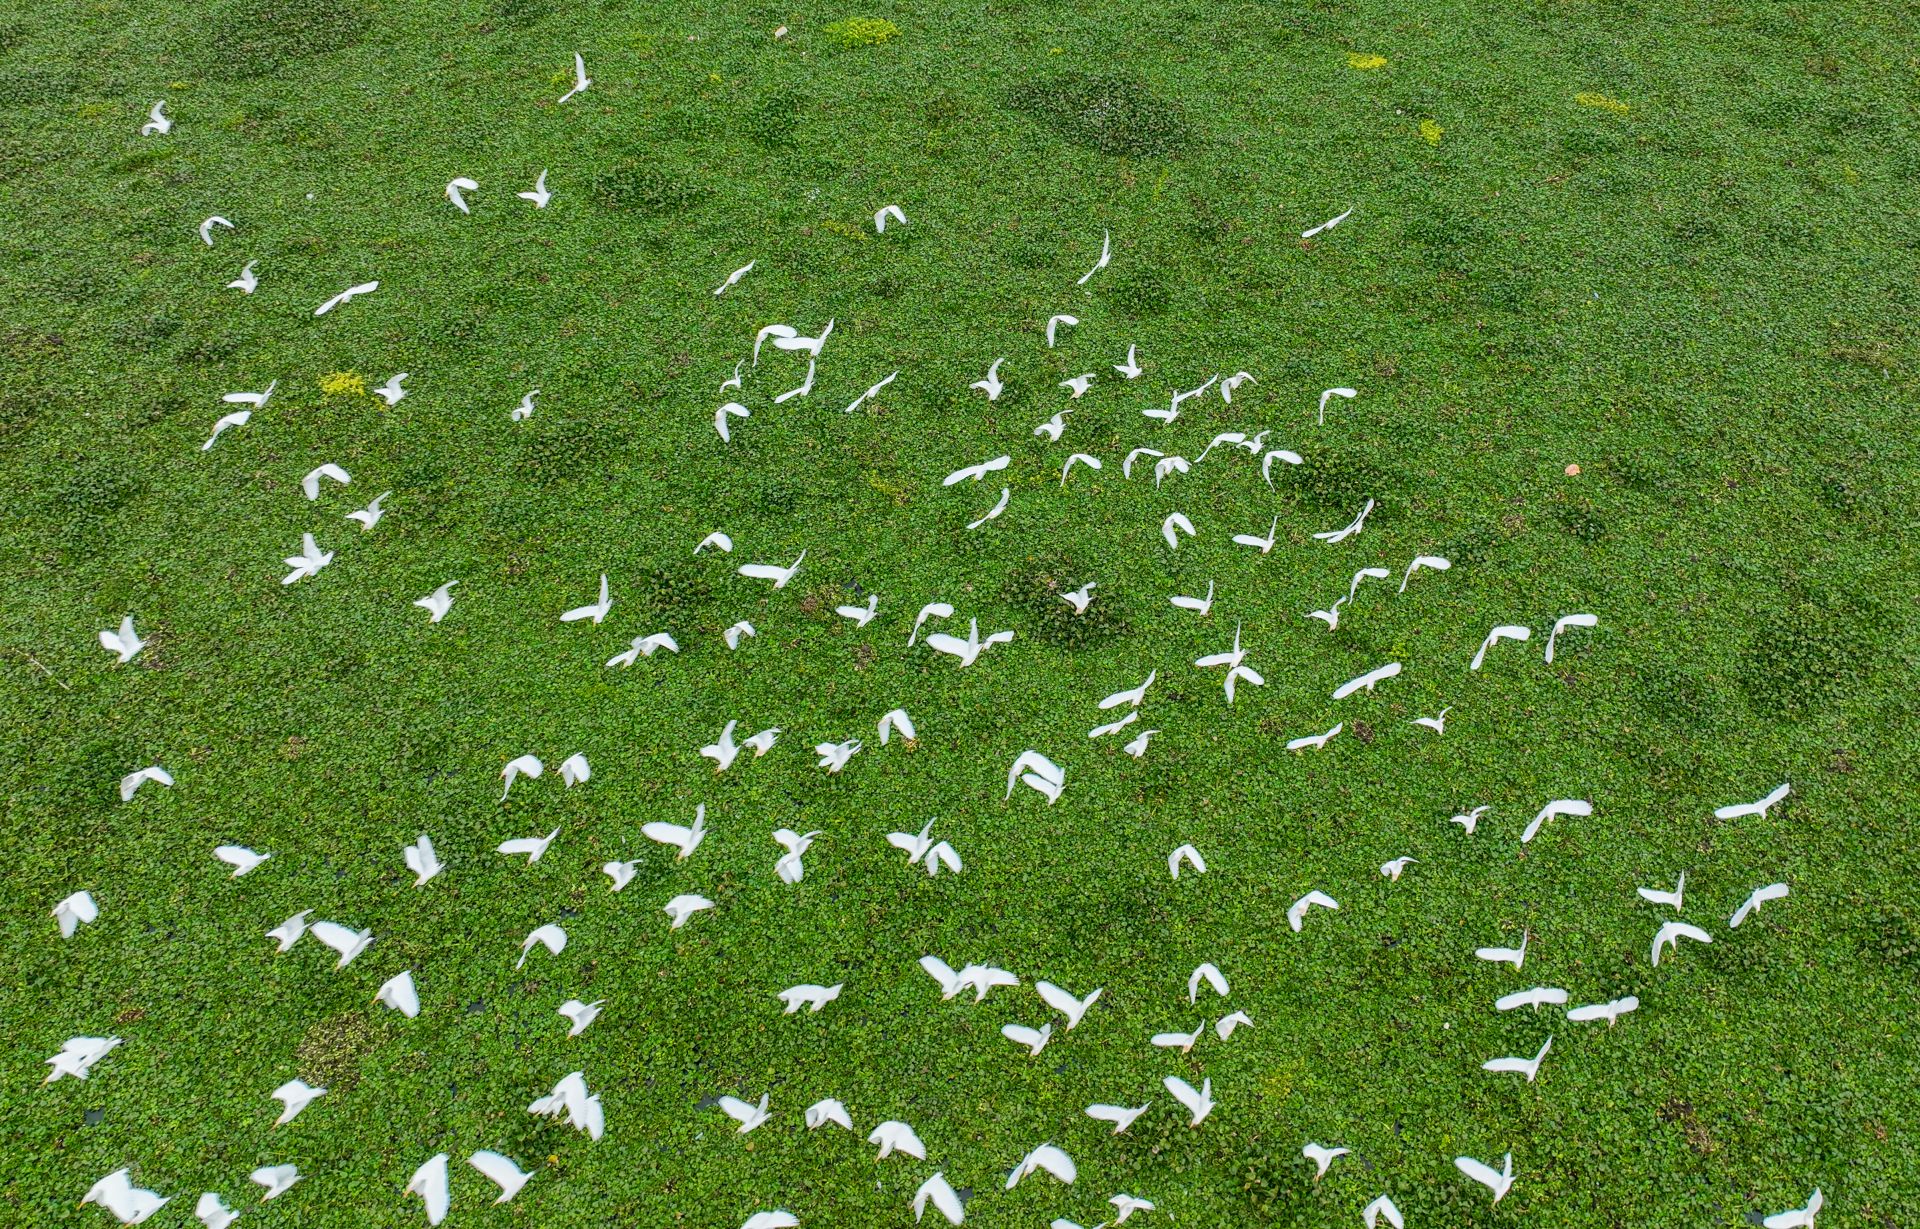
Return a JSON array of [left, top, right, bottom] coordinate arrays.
[[1005, 72, 1191, 157]]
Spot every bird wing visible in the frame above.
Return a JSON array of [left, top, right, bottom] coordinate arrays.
[[467, 1149, 526, 1191], [736, 563, 789, 582], [640, 822, 692, 848], [716, 1096, 759, 1123], [1454, 1155, 1503, 1190]]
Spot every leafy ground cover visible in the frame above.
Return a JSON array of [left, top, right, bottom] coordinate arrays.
[[2, 0, 1916, 1225]]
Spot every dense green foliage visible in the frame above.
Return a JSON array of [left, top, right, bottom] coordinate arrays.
[[2, 0, 1916, 1225]]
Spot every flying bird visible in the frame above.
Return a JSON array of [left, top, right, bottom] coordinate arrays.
[[778, 983, 843, 1013], [1474, 931, 1529, 970], [1455, 1152, 1516, 1204], [84, 1170, 168, 1224], [1303, 1142, 1349, 1180], [226, 260, 257, 294], [805, 1098, 852, 1130], [1086, 1102, 1150, 1134], [1076, 229, 1111, 284], [1363, 1195, 1404, 1229], [196, 1192, 238, 1229], [888, 818, 962, 876], [313, 281, 377, 316], [913, 1172, 963, 1225], [1261, 447, 1304, 485], [1216, 1010, 1254, 1039], [1006, 750, 1064, 803], [1287, 723, 1342, 752], [1188, 962, 1229, 1003], [1566, 996, 1639, 1026], [403, 835, 443, 886], [499, 755, 544, 800], [738, 552, 806, 589], [970, 358, 1005, 400], [869, 1120, 927, 1160], [924, 618, 1014, 668], [1114, 344, 1143, 378], [468, 1150, 532, 1204], [517, 169, 551, 207], [715, 401, 749, 441], [967, 486, 1010, 529], [281, 534, 333, 584], [1520, 798, 1592, 844], [1471, 623, 1532, 670], [1168, 843, 1206, 878], [1035, 981, 1102, 1029], [557, 51, 591, 103], [723, 620, 756, 649], [1762, 1189, 1824, 1229], [815, 738, 862, 773], [1410, 707, 1452, 734], [606, 633, 679, 667], [1545, 612, 1598, 663], [1312, 498, 1375, 544], [301, 463, 350, 501], [1123, 447, 1164, 478], [773, 827, 822, 883], [1045, 314, 1078, 347], [642, 804, 707, 858], [119, 765, 173, 801], [345, 491, 388, 530], [1100, 670, 1155, 710], [1163, 1075, 1214, 1125], [1380, 856, 1416, 881], [1450, 805, 1490, 833], [560, 574, 612, 623], [1151, 1020, 1206, 1053], [1060, 373, 1095, 399], [46, 1036, 122, 1083], [413, 581, 457, 623], [1729, 882, 1790, 928], [98, 615, 144, 663], [1060, 581, 1097, 614], [603, 861, 637, 891], [909, 601, 953, 646], [309, 920, 373, 968], [1637, 872, 1686, 911], [874, 204, 907, 233], [1001, 1020, 1053, 1056], [1482, 1035, 1553, 1082], [1332, 661, 1401, 699], [1316, 386, 1357, 424], [446, 177, 477, 212], [213, 845, 269, 877], [496, 826, 559, 862], [198, 215, 234, 246], [54, 890, 98, 939], [1006, 1142, 1075, 1188], [1305, 595, 1347, 630], [709, 259, 758, 298], [141, 99, 171, 135], [266, 911, 311, 952], [1399, 554, 1452, 591], [406, 1155, 450, 1225], [1714, 782, 1791, 821], [270, 1083, 326, 1129], [1170, 581, 1215, 615], [375, 971, 419, 1017], [517, 923, 566, 969], [1650, 920, 1713, 966], [1231, 514, 1279, 554], [1287, 890, 1339, 932], [835, 594, 880, 627], [877, 708, 917, 745], [1301, 206, 1353, 239], [1495, 986, 1568, 1012], [1162, 511, 1196, 549], [663, 893, 715, 929]]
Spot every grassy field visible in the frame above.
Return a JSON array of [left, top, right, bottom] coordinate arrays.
[[3, 0, 1917, 1224]]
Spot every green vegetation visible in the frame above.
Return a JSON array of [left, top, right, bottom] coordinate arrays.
[[1, 0, 1916, 1225]]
